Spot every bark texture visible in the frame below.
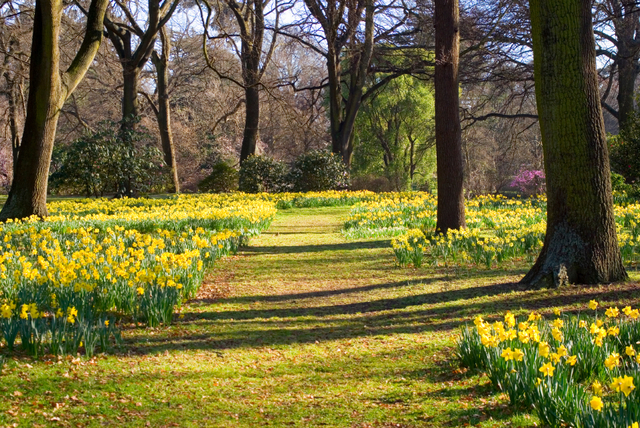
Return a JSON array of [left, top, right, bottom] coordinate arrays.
[[0, 0, 108, 220], [151, 30, 180, 193], [240, 86, 260, 163], [434, 0, 465, 233], [523, 0, 627, 287]]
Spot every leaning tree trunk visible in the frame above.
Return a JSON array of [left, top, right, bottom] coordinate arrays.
[[8, 77, 23, 179], [0, 0, 107, 220], [522, 0, 627, 288], [151, 36, 180, 193], [434, 0, 465, 234]]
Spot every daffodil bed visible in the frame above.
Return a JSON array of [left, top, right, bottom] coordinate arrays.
[[344, 193, 640, 269], [0, 191, 394, 360], [0, 194, 278, 358], [458, 302, 640, 428]]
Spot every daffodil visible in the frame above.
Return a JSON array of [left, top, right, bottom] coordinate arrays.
[[504, 311, 515, 328], [539, 362, 555, 377], [557, 344, 568, 357], [588, 300, 599, 310], [605, 353, 621, 369], [611, 375, 636, 397], [590, 396, 603, 411], [605, 306, 620, 318], [512, 348, 524, 362], [501, 347, 514, 361], [592, 380, 603, 396], [538, 342, 550, 358]]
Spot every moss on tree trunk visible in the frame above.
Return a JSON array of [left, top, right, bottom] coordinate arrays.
[[522, 0, 627, 287]]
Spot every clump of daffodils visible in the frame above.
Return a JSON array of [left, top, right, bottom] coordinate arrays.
[[458, 301, 640, 428], [0, 194, 277, 357]]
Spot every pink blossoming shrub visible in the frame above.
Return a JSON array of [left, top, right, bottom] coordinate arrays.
[[510, 169, 546, 196]]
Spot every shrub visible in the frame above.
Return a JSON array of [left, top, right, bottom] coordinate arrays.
[[610, 122, 640, 184], [289, 150, 350, 192], [350, 175, 394, 192], [198, 162, 239, 193], [50, 120, 169, 197], [239, 155, 290, 193], [510, 169, 546, 196]]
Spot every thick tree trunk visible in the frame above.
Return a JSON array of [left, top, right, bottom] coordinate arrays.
[[0, 0, 107, 220], [151, 46, 180, 193], [522, 0, 627, 288], [1, 0, 62, 219], [240, 85, 260, 163], [122, 65, 140, 128], [434, 0, 465, 233]]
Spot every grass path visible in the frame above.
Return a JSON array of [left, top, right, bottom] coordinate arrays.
[[2, 207, 640, 427]]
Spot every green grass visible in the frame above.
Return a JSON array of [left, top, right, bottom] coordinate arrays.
[[1, 206, 640, 427]]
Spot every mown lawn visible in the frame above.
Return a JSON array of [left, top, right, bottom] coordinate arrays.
[[1, 206, 639, 427]]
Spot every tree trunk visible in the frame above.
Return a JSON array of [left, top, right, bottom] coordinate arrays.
[[151, 47, 180, 193], [240, 85, 260, 163], [617, 48, 636, 130], [522, 0, 627, 288], [327, 51, 343, 157], [0, 0, 107, 220], [611, 0, 640, 132], [8, 77, 23, 180], [327, 2, 374, 167], [1, 0, 62, 219], [122, 64, 140, 129], [434, 0, 465, 233]]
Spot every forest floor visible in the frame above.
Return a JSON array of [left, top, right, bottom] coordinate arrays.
[[2, 206, 640, 427]]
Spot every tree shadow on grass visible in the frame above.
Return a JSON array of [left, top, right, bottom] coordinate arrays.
[[241, 239, 392, 255], [192, 267, 527, 306], [125, 281, 640, 355], [193, 281, 527, 320]]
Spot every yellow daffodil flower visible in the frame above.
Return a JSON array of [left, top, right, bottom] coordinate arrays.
[[539, 362, 555, 377], [605, 353, 621, 370], [590, 396, 603, 411]]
